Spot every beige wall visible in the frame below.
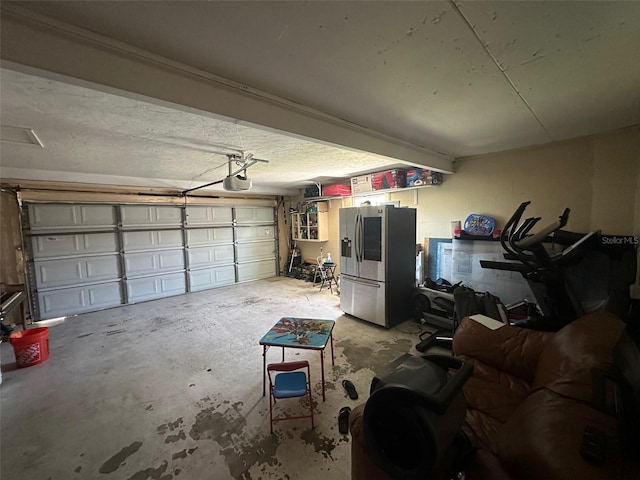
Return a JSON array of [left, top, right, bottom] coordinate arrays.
[[636, 164, 640, 237], [285, 126, 640, 276], [635, 132, 640, 237], [393, 126, 639, 241], [590, 128, 640, 235]]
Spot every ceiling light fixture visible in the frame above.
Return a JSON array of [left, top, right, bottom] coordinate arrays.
[[182, 152, 269, 195], [222, 153, 269, 191]]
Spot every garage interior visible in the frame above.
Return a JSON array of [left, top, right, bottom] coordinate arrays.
[[1, 2, 640, 480]]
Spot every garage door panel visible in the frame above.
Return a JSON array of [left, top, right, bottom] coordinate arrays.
[[122, 230, 183, 251], [186, 206, 233, 225], [28, 204, 116, 231], [32, 233, 117, 259], [127, 273, 186, 302], [186, 227, 233, 246], [236, 225, 275, 242], [124, 250, 185, 277], [35, 255, 120, 289], [188, 245, 235, 268], [236, 241, 276, 262], [26, 202, 278, 319], [235, 207, 274, 224], [189, 266, 236, 291], [237, 259, 277, 282], [39, 282, 122, 317], [120, 205, 182, 227]]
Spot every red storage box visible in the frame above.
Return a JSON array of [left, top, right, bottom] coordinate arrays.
[[372, 169, 407, 190], [322, 183, 352, 196]]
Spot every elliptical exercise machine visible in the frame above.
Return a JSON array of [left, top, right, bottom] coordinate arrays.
[[481, 201, 634, 331], [413, 200, 637, 352], [413, 281, 508, 352]]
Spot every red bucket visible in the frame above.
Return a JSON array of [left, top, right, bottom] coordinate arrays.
[[9, 327, 50, 368]]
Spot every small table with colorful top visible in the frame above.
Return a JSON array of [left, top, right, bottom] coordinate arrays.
[[260, 317, 335, 401]]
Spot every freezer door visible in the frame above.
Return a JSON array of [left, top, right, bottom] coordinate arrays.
[[340, 275, 386, 327], [339, 208, 358, 277]]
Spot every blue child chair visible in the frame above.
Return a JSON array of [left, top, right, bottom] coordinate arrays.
[[267, 360, 314, 433]]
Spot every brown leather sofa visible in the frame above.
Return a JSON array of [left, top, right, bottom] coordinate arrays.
[[349, 311, 640, 479]]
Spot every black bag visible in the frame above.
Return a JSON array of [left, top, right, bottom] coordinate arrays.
[[482, 291, 509, 323], [453, 286, 507, 323], [453, 286, 483, 321]]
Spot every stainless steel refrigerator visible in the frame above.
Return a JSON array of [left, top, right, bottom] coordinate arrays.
[[339, 205, 416, 328]]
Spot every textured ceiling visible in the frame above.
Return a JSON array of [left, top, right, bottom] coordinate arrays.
[[1, 1, 639, 195], [0, 68, 405, 195]]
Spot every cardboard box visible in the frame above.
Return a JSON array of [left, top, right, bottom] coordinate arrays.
[[322, 183, 352, 196], [405, 169, 443, 187], [351, 174, 373, 193], [372, 169, 407, 190]]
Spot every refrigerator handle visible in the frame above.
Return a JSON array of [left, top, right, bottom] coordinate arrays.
[[359, 213, 364, 262], [353, 212, 358, 262], [355, 212, 362, 262]]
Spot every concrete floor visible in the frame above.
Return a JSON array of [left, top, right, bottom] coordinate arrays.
[[1, 277, 432, 480]]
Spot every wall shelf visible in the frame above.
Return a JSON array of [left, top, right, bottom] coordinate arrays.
[[291, 201, 328, 242], [300, 183, 441, 202], [454, 232, 500, 242]]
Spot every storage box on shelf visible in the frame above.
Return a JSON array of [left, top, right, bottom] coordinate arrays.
[[300, 169, 443, 201], [372, 169, 407, 190], [322, 183, 352, 196], [405, 168, 443, 186], [350, 174, 373, 193], [291, 202, 329, 242]]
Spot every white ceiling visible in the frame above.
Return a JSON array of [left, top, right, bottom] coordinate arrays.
[[0, 68, 408, 195], [1, 1, 639, 196]]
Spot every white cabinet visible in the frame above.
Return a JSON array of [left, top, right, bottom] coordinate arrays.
[[291, 202, 328, 242]]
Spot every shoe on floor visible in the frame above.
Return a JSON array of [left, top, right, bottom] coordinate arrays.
[[342, 379, 358, 400], [338, 406, 351, 435]]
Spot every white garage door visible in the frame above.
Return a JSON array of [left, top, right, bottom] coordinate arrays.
[[24, 202, 278, 320], [234, 206, 278, 283], [120, 205, 186, 303]]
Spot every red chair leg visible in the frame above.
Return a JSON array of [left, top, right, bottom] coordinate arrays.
[[309, 388, 314, 428], [308, 367, 314, 429], [269, 385, 274, 434]]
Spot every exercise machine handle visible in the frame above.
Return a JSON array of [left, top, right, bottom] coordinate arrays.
[[517, 208, 570, 249], [503, 201, 531, 240], [501, 201, 531, 258], [514, 217, 541, 241]]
